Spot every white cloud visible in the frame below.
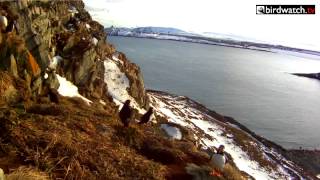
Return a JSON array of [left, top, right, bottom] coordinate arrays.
[[83, 0, 320, 51]]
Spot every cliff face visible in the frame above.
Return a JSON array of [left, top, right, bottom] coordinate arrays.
[[0, 0, 148, 108]]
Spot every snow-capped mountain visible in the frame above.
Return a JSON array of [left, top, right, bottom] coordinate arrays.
[[106, 26, 194, 36]]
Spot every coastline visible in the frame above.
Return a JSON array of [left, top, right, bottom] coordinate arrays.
[[107, 34, 320, 59], [148, 89, 320, 179]]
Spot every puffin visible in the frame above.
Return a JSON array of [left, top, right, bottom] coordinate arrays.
[[210, 145, 226, 177], [138, 107, 153, 125], [119, 100, 132, 127]]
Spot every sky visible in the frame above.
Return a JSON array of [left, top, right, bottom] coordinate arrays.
[[83, 0, 320, 51]]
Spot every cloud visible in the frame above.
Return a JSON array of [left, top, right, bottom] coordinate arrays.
[[83, 0, 320, 51]]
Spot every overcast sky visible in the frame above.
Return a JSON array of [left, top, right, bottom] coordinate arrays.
[[83, 0, 320, 51]]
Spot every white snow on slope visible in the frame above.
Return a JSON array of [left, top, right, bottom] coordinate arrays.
[[316, 174, 320, 179], [56, 75, 92, 105], [103, 58, 145, 113], [161, 124, 182, 140], [149, 92, 297, 180]]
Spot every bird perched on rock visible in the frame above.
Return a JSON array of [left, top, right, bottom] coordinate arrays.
[[119, 100, 132, 127], [139, 107, 153, 125]]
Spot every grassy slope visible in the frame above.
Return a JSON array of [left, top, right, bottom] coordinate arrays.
[[0, 94, 247, 179]]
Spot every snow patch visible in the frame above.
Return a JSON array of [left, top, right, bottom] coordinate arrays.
[[161, 124, 182, 140], [56, 75, 92, 105], [103, 58, 145, 113], [317, 174, 320, 179], [103, 59, 129, 103], [149, 93, 295, 180]]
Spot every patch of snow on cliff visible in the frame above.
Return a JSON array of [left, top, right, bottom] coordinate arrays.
[[149, 92, 292, 180], [317, 174, 320, 179], [104, 58, 145, 113], [161, 124, 182, 140], [56, 75, 92, 105]]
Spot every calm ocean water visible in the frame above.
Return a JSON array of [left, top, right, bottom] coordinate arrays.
[[109, 36, 320, 149]]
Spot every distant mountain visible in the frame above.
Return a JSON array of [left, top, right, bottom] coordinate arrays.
[[106, 26, 320, 60], [106, 26, 198, 37]]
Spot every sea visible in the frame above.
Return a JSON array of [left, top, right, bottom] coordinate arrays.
[[109, 36, 320, 149]]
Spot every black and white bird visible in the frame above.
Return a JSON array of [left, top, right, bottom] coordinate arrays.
[[139, 107, 153, 125], [210, 145, 226, 177]]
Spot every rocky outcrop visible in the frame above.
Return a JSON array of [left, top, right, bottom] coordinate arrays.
[[116, 52, 149, 107], [0, 0, 148, 107]]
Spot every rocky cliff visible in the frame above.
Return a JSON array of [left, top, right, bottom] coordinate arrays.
[[0, 0, 148, 108]]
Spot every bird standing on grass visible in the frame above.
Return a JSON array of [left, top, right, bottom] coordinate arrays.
[[139, 107, 153, 125], [119, 100, 132, 127]]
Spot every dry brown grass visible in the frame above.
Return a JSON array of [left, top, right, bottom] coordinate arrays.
[[5, 33, 26, 55], [222, 164, 247, 180], [185, 163, 246, 180], [0, 71, 13, 94], [0, 71, 19, 104], [0, 97, 168, 179], [6, 167, 49, 180], [0, 90, 249, 179]]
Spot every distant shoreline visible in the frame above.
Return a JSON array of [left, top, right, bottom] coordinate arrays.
[[107, 34, 320, 59]]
